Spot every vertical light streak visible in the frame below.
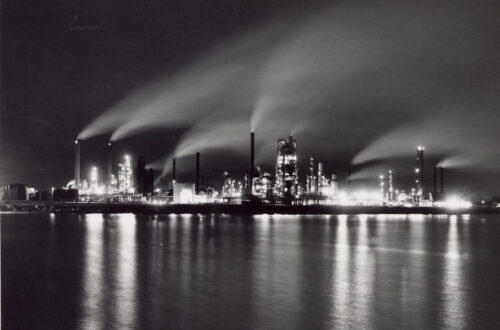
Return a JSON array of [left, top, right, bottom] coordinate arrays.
[[400, 214, 426, 322], [442, 215, 465, 328], [115, 214, 137, 328], [332, 214, 350, 327], [352, 215, 374, 327], [81, 214, 104, 330]]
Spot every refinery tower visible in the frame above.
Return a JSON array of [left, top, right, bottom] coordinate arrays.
[[275, 136, 298, 203]]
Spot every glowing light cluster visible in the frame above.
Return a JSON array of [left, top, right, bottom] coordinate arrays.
[[434, 196, 472, 209], [118, 155, 134, 193]]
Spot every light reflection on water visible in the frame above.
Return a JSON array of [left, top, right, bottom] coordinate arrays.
[[115, 214, 137, 329], [81, 214, 104, 330], [352, 215, 374, 328], [3, 213, 500, 329], [443, 215, 466, 329], [332, 214, 350, 328]]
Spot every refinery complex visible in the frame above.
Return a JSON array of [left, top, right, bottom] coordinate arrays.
[[3, 131, 483, 211]]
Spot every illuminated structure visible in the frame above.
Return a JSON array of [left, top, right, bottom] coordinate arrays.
[[248, 132, 255, 194], [379, 174, 385, 199], [118, 154, 134, 193], [388, 169, 394, 201], [172, 158, 176, 184], [74, 166, 106, 196], [330, 174, 339, 197], [275, 136, 298, 203], [317, 161, 329, 194], [222, 171, 243, 198], [75, 139, 80, 188], [307, 157, 316, 193], [173, 182, 195, 204], [253, 168, 273, 200], [63, 129, 477, 209], [107, 142, 113, 188], [110, 174, 117, 191], [415, 146, 425, 196], [196, 152, 200, 194], [90, 166, 98, 188]]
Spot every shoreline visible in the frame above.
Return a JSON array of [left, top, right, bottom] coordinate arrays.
[[2, 201, 500, 215]]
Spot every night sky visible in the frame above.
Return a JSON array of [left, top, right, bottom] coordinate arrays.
[[2, 0, 499, 197]]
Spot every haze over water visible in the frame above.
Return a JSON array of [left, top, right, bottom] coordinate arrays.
[[3, 213, 500, 329]]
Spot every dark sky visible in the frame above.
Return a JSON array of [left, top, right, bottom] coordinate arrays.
[[2, 0, 499, 197]]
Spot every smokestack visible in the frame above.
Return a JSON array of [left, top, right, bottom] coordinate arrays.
[[107, 141, 112, 186], [416, 146, 425, 195], [249, 132, 255, 194], [388, 169, 393, 201], [196, 152, 200, 194], [75, 139, 80, 188], [172, 158, 176, 182], [434, 167, 437, 193], [440, 167, 444, 193]]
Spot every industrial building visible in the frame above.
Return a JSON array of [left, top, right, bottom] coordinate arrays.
[[1, 183, 28, 201], [274, 136, 298, 204], [62, 133, 476, 209]]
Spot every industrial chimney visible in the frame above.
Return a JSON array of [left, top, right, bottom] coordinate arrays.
[[440, 167, 444, 193], [249, 132, 255, 194], [196, 152, 200, 194], [172, 158, 176, 182], [75, 139, 80, 188], [415, 146, 425, 196], [107, 141, 112, 187], [433, 166, 445, 199], [434, 167, 438, 193]]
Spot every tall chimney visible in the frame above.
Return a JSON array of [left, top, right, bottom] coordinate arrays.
[[196, 152, 200, 194], [416, 146, 425, 195], [434, 167, 437, 193], [249, 132, 255, 194], [107, 141, 112, 187], [172, 158, 176, 182], [440, 167, 444, 193], [75, 139, 80, 188], [388, 169, 393, 201]]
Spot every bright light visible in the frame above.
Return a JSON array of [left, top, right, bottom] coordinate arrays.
[[443, 196, 472, 209], [337, 192, 349, 205], [180, 188, 194, 204], [90, 166, 98, 182]]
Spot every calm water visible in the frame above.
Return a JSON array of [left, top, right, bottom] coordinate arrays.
[[2, 213, 500, 329]]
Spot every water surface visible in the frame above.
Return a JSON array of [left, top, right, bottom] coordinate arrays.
[[3, 213, 500, 329]]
